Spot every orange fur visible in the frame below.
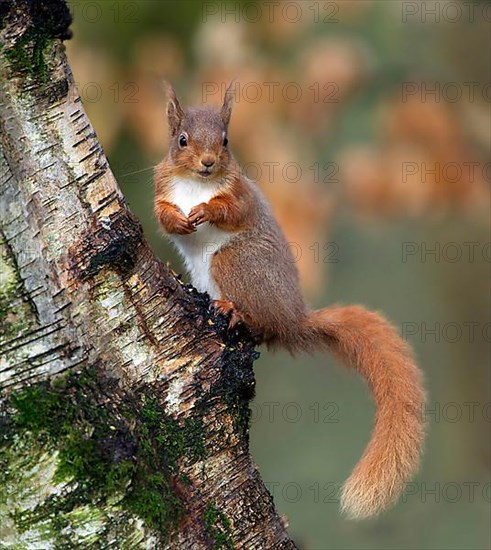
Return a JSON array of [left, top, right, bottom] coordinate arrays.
[[154, 197, 195, 235], [154, 83, 426, 519], [306, 306, 425, 518], [196, 183, 254, 232]]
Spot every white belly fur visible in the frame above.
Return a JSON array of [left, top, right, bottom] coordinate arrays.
[[167, 177, 234, 299]]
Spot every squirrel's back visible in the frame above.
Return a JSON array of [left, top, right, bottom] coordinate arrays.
[[211, 176, 309, 348]]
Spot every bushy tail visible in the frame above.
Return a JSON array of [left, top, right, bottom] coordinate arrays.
[[305, 305, 426, 519]]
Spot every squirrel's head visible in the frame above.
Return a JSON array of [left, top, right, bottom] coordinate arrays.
[[164, 82, 234, 181]]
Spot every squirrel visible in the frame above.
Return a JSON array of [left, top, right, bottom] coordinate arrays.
[[153, 82, 426, 520]]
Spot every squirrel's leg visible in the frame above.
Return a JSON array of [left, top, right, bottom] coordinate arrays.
[[155, 198, 195, 235], [212, 299, 245, 328], [211, 299, 264, 344]]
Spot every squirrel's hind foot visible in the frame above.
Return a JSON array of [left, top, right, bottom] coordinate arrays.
[[212, 299, 245, 329]]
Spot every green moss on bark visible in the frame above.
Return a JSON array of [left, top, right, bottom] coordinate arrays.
[[4, 31, 52, 81], [204, 503, 234, 549], [1, 0, 72, 81], [0, 367, 207, 541], [0, 235, 36, 342]]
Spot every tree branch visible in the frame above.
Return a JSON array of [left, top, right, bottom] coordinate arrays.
[[0, 1, 296, 547]]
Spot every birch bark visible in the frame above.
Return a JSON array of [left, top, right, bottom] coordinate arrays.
[[0, 1, 296, 547]]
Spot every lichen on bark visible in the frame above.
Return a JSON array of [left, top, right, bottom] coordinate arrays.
[[0, 333, 259, 546], [0, 368, 200, 543], [0, 234, 37, 344]]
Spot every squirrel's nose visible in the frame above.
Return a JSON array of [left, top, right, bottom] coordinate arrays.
[[201, 156, 215, 168]]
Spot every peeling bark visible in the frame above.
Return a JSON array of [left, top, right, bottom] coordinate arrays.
[[0, 1, 297, 547]]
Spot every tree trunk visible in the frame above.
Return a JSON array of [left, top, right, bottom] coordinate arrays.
[[0, 1, 296, 547]]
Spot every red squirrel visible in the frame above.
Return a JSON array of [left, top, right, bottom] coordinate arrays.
[[154, 83, 426, 520]]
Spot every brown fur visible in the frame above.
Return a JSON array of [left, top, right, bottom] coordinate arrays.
[[154, 196, 195, 234], [154, 84, 426, 519], [188, 175, 255, 232]]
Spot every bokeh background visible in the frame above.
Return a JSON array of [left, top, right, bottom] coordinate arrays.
[[66, 1, 490, 548]]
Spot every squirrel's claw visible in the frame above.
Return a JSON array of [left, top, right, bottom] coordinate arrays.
[[212, 299, 245, 329], [188, 203, 210, 226], [173, 218, 196, 234]]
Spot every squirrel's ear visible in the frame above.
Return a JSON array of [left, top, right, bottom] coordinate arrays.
[[221, 80, 236, 127], [163, 81, 184, 136]]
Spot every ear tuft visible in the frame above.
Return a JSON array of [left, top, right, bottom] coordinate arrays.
[[163, 80, 184, 136], [221, 80, 236, 127]]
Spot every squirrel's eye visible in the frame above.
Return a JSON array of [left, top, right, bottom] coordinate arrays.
[[223, 136, 228, 147], [178, 134, 187, 147]]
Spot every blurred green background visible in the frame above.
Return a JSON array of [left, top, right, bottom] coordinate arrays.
[[66, 1, 490, 548]]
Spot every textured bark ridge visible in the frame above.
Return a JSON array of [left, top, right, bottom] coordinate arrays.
[[0, 1, 297, 547]]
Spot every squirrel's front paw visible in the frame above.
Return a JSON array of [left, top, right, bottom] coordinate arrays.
[[188, 203, 210, 226], [167, 213, 196, 235]]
